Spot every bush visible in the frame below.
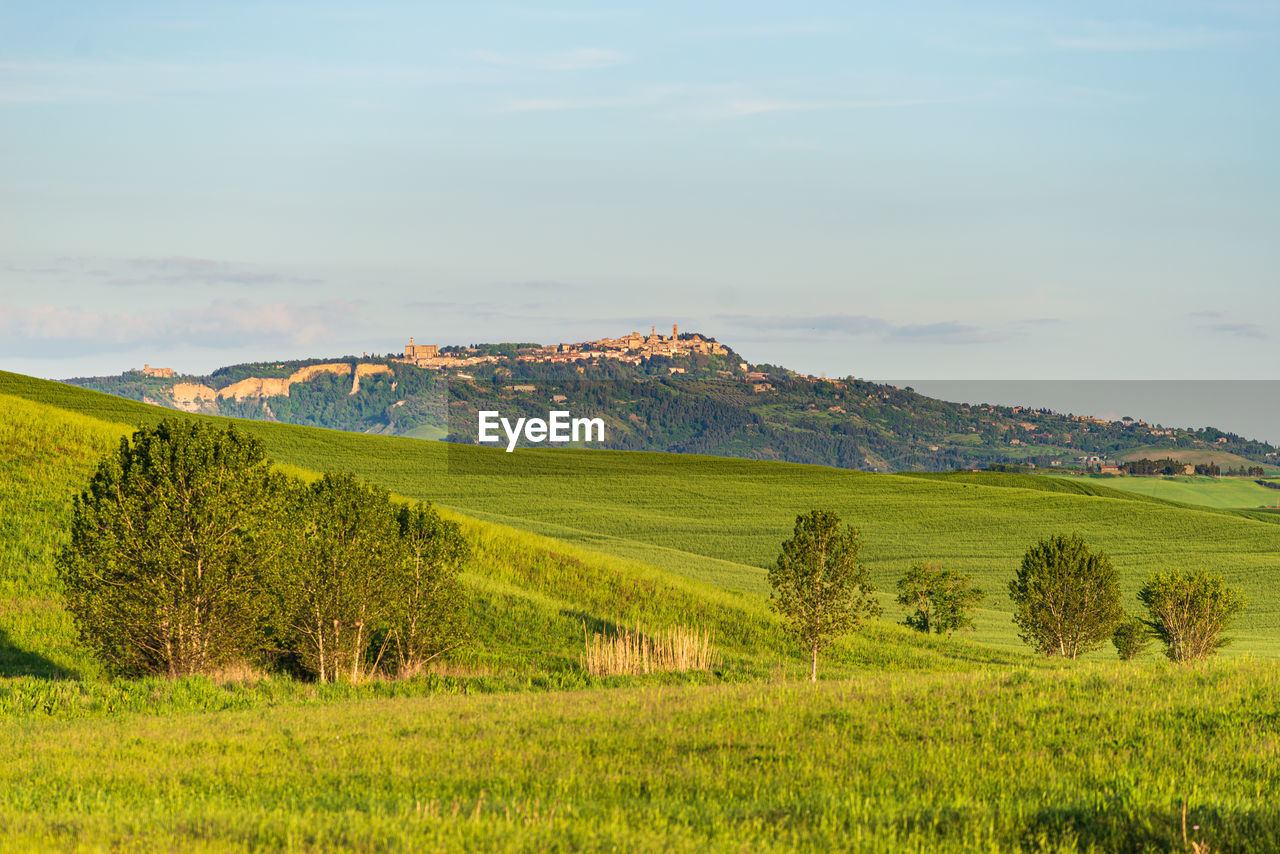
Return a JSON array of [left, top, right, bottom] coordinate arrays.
[[1008, 533, 1124, 659], [387, 503, 470, 676], [273, 473, 404, 683], [1138, 570, 1244, 662], [1111, 614, 1152, 660], [895, 563, 984, 636], [60, 418, 470, 682], [57, 420, 289, 677]]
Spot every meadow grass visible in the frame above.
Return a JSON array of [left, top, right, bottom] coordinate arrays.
[[1, 660, 1277, 852]]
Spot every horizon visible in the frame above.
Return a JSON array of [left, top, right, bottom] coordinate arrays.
[[2, 1, 1277, 384]]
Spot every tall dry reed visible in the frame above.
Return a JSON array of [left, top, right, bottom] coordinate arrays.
[[580, 623, 718, 676]]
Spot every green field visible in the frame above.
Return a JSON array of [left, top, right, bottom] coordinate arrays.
[[1119, 444, 1279, 471], [1052, 473, 1280, 510], [3, 370, 1280, 850], [5, 371, 1278, 656]]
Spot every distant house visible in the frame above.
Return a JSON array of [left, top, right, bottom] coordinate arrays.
[[1100, 465, 1122, 474]]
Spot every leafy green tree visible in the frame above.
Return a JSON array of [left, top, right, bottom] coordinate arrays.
[[57, 419, 288, 677], [1111, 613, 1152, 660], [896, 563, 984, 636], [1008, 534, 1124, 659], [768, 509, 881, 682], [275, 472, 401, 682], [1138, 570, 1244, 662], [388, 504, 470, 675]]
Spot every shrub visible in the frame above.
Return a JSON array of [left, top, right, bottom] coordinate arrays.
[[1138, 570, 1244, 662], [273, 472, 403, 683], [1111, 614, 1152, 660], [57, 420, 289, 677], [1008, 533, 1124, 659], [387, 503, 470, 676], [768, 509, 880, 682], [895, 563, 984, 636]]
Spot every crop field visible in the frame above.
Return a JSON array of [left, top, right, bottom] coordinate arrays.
[[1119, 445, 1280, 472], [1051, 473, 1280, 509], [4, 370, 1280, 851]]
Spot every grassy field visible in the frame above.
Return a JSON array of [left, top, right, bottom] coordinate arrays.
[[4, 370, 1280, 850], [1119, 444, 1279, 471], [5, 371, 1278, 656], [1050, 473, 1280, 509], [3, 663, 1278, 852]]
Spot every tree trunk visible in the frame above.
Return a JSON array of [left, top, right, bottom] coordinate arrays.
[[811, 645, 818, 682]]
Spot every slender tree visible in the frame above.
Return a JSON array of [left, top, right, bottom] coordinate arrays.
[[768, 509, 881, 682], [1008, 534, 1124, 659], [896, 562, 984, 636], [1138, 570, 1244, 662], [58, 419, 288, 677], [274, 473, 401, 682], [388, 503, 470, 676]]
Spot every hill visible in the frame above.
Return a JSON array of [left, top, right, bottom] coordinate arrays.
[[1119, 444, 1271, 469], [62, 338, 1280, 473], [4, 370, 1280, 851], [5, 370, 1280, 656]]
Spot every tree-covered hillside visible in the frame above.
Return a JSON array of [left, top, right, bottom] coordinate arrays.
[[66, 342, 1279, 472]]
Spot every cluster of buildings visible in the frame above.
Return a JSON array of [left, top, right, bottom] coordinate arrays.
[[395, 325, 728, 370]]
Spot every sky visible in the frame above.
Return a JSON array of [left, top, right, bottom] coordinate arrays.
[[2, 1, 1278, 386]]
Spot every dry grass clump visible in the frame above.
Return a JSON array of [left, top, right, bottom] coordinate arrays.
[[580, 623, 718, 676]]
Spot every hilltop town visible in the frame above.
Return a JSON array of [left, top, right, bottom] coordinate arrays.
[[396, 325, 728, 369], [73, 324, 1279, 474]]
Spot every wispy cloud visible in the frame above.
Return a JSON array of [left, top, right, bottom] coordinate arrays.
[[717, 313, 1006, 344], [501, 85, 957, 118], [472, 47, 628, 71], [1049, 21, 1246, 52], [716, 96, 958, 118], [107, 257, 322, 288], [3, 256, 321, 288], [0, 299, 357, 356], [0, 59, 457, 105], [890, 322, 1004, 344], [1200, 322, 1269, 340], [1189, 310, 1269, 340]]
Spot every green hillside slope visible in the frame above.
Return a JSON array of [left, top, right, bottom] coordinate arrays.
[[0, 384, 1019, 689], [5, 371, 1280, 852], [4, 370, 1280, 656], [1052, 472, 1280, 509]]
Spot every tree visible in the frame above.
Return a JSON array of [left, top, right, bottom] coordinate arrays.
[[274, 472, 402, 682], [57, 419, 288, 677], [768, 510, 881, 682], [1008, 534, 1124, 659], [1111, 613, 1152, 660], [896, 563, 984, 636], [1138, 570, 1244, 662], [387, 503, 470, 676]]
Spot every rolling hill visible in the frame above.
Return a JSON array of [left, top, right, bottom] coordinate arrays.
[[5, 369, 1280, 657], [5, 368, 1280, 851], [63, 344, 1280, 474]]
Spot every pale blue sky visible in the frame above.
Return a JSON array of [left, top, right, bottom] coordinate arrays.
[[1, 1, 1277, 381]]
